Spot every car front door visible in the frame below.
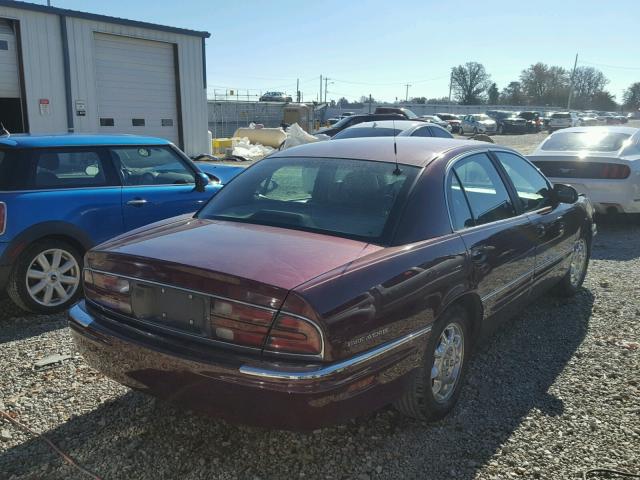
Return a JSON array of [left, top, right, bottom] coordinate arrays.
[[112, 145, 217, 231], [448, 152, 537, 318], [491, 150, 580, 292]]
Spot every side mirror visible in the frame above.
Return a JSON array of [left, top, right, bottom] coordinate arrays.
[[195, 172, 210, 192], [553, 183, 579, 204]]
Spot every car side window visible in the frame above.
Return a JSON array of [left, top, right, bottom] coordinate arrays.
[[31, 148, 112, 189], [429, 126, 453, 138], [447, 172, 474, 230], [111, 146, 195, 186], [411, 126, 433, 137], [453, 153, 516, 226], [494, 151, 552, 212]]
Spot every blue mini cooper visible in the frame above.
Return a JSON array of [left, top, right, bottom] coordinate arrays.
[[0, 134, 227, 314]]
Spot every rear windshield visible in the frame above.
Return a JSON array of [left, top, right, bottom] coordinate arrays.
[[332, 127, 401, 139], [551, 113, 570, 119], [541, 131, 631, 152], [197, 157, 420, 244]]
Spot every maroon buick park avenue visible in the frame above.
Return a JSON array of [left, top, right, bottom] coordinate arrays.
[[69, 137, 595, 429]]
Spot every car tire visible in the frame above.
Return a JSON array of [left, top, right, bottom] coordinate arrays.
[[473, 127, 478, 135], [394, 305, 471, 422], [459, 127, 464, 136], [7, 239, 83, 314], [555, 235, 590, 297]]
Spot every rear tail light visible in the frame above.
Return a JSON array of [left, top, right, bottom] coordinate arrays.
[[600, 164, 630, 179], [83, 270, 132, 314], [265, 313, 323, 355], [210, 300, 274, 348], [0, 202, 5, 235]]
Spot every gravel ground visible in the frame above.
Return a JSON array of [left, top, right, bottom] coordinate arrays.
[[1, 132, 639, 480]]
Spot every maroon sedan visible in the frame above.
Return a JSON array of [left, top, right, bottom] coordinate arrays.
[[69, 137, 595, 430]]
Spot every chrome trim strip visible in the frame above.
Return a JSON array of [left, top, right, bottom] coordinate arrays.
[[0, 201, 6, 236], [480, 268, 533, 302], [239, 324, 432, 381]]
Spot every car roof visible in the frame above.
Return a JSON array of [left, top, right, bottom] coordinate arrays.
[[272, 136, 491, 167], [550, 126, 639, 135], [344, 120, 425, 130], [0, 133, 171, 148]]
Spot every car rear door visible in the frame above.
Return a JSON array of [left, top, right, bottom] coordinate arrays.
[[111, 145, 217, 232], [448, 152, 537, 318], [492, 150, 580, 292]]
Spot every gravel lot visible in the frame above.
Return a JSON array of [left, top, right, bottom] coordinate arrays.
[[1, 130, 639, 480]]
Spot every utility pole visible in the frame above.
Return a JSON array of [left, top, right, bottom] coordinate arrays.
[[319, 75, 323, 104], [324, 77, 330, 105], [448, 70, 453, 107], [296, 78, 300, 103], [405, 84, 411, 103], [567, 53, 578, 110], [368, 94, 372, 113]]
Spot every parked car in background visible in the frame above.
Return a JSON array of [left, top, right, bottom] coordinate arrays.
[[331, 120, 454, 140], [609, 112, 628, 124], [327, 118, 340, 125], [340, 112, 356, 118], [486, 110, 528, 135], [195, 162, 246, 185], [419, 115, 452, 131], [71, 136, 594, 430], [436, 113, 462, 132], [529, 126, 640, 214], [595, 112, 620, 125], [578, 113, 599, 126], [0, 134, 226, 313], [516, 111, 543, 132], [548, 112, 580, 132], [373, 106, 420, 120], [314, 113, 406, 137], [259, 92, 292, 102], [541, 111, 555, 128], [460, 114, 497, 135]]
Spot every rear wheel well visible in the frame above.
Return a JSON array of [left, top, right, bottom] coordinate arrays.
[[20, 235, 88, 263]]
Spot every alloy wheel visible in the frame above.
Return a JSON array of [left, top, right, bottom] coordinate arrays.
[[25, 248, 80, 307], [431, 322, 465, 403], [569, 238, 588, 288]]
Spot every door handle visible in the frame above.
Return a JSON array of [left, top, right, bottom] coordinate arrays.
[[126, 198, 148, 207]]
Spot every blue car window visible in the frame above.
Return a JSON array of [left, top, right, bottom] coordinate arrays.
[[31, 149, 110, 189], [111, 146, 195, 186]]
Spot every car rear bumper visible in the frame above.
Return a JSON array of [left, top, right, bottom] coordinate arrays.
[[69, 301, 430, 430], [549, 177, 640, 214]]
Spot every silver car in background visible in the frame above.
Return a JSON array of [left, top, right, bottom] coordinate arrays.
[[548, 112, 581, 132], [459, 114, 497, 135], [528, 126, 640, 214]]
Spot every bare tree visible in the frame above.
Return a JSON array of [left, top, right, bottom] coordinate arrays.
[[520, 63, 569, 105], [487, 83, 499, 105], [451, 62, 492, 105], [622, 82, 640, 111], [500, 81, 527, 105], [571, 67, 609, 109]]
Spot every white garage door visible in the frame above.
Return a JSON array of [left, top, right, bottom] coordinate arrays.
[[94, 33, 180, 145], [0, 19, 20, 98]]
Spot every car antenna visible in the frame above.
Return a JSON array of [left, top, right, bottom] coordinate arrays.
[[0, 123, 9, 137], [392, 118, 402, 175]]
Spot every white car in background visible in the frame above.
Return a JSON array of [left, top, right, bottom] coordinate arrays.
[[547, 112, 581, 132], [459, 114, 497, 135], [528, 126, 640, 214]]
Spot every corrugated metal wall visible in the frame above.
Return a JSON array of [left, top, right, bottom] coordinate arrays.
[[0, 5, 209, 156], [0, 5, 67, 133]]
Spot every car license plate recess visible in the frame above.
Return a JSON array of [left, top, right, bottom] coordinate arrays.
[[131, 282, 207, 335]]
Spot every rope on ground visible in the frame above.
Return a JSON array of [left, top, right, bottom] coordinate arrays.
[[0, 410, 102, 480], [583, 468, 640, 479]]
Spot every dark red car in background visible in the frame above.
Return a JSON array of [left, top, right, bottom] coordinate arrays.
[[70, 137, 595, 430]]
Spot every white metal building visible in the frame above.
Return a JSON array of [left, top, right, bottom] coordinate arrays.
[[0, 0, 210, 156]]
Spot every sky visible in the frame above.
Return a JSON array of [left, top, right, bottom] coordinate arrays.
[[38, 0, 640, 103]]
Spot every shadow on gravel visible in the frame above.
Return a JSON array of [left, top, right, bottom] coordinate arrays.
[[0, 290, 594, 480], [0, 298, 67, 344], [590, 219, 640, 261]]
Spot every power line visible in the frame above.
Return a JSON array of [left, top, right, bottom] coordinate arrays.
[[579, 60, 640, 71]]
